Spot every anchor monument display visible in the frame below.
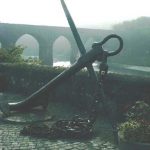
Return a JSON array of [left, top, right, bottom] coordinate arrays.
[[0, 0, 123, 142]]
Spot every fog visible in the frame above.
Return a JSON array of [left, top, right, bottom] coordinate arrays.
[[0, 0, 150, 29], [1, 0, 150, 72]]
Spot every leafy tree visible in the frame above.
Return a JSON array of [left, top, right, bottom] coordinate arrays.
[[0, 45, 24, 63], [0, 45, 41, 64], [110, 17, 150, 66]]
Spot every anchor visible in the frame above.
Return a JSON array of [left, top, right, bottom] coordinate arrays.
[[0, 36, 123, 114], [0, 0, 123, 142]]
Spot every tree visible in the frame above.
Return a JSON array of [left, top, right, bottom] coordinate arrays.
[[111, 17, 150, 66]]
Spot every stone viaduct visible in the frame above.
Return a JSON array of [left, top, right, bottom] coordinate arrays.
[[0, 23, 112, 66]]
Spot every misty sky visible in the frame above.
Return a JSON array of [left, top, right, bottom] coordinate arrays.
[[0, 0, 150, 29]]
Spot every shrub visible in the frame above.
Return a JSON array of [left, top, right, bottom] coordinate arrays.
[[0, 46, 41, 65], [119, 101, 150, 143], [0, 45, 24, 63]]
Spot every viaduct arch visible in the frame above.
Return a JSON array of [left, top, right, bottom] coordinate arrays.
[[0, 23, 112, 66]]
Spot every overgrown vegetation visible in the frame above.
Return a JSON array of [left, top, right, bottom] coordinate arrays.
[[0, 45, 24, 63], [119, 101, 150, 143], [0, 45, 41, 64]]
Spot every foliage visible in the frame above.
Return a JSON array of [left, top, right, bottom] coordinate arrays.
[[0, 45, 41, 65], [119, 120, 150, 143], [119, 101, 150, 143], [110, 17, 150, 66], [24, 56, 42, 65], [126, 101, 150, 122], [0, 45, 24, 63]]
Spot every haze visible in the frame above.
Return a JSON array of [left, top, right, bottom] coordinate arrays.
[[0, 0, 150, 29]]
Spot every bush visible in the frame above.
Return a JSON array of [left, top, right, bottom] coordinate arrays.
[[119, 101, 150, 143], [0, 45, 24, 63], [24, 56, 42, 65], [0, 46, 41, 65]]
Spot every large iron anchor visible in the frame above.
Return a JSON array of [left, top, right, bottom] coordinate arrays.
[[0, 34, 123, 114], [0, 0, 123, 141]]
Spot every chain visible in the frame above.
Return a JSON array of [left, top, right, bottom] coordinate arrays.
[[89, 51, 119, 144]]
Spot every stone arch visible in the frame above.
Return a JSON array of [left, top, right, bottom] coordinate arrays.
[[15, 34, 39, 59], [53, 36, 71, 63], [84, 37, 95, 51]]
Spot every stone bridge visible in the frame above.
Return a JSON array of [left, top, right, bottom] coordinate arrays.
[[0, 23, 112, 66]]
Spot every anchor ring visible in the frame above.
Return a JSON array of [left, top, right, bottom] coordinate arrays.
[[92, 34, 123, 56]]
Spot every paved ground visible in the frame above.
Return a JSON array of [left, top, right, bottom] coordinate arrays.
[[0, 93, 119, 150], [0, 122, 119, 150]]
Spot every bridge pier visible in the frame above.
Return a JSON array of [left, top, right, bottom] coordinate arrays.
[[39, 43, 53, 66], [70, 42, 79, 64]]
